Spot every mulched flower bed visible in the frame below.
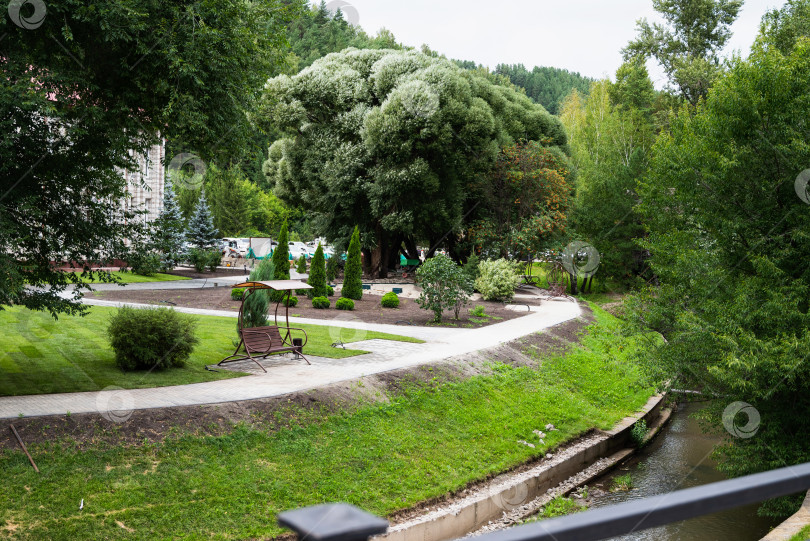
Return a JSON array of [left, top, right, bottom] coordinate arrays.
[[89, 286, 541, 328]]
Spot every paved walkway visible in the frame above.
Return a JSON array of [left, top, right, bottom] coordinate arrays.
[[1, 297, 581, 420]]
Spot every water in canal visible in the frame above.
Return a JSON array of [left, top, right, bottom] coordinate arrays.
[[587, 402, 781, 540]]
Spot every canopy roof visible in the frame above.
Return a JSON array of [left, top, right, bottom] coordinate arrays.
[[232, 280, 312, 291]]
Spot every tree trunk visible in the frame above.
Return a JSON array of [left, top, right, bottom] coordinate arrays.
[[361, 247, 372, 277], [403, 237, 420, 260], [569, 272, 578, 295]]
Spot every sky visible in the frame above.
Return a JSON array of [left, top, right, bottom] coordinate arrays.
[[328, 0, 787, 87]]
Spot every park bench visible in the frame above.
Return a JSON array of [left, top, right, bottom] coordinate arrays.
[[219, 325, 309, 372]]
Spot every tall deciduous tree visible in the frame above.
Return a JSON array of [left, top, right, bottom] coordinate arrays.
[[628, 33, 810, 517], [560, 64, 656, 285], [262, 48, 568, 277], [0, 0, 298, 316], [623, 0, 742, 105]]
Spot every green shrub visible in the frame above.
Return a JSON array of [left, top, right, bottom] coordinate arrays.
[[188, 248, 221, 273], [631, 419, 648, 448], [475, 258, 521, 301], [206, 250, 222, 272], [108, 306, 199, 371], [342, 226, 363, 300], [469, 304, 486, 317], [415, 254, 473, 322], [231, 288, 245, 301], [381, 292, 400, 308], [326, 285, 334, 296], [283, 295, 298, 307], [296, 255, 307, 274], [336, 297, 354, 310], [130, 252, 162, 276], [312, 296, 330, 309], [463, 252, 480, 283]]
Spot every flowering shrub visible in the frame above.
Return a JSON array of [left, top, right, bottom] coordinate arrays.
[[475, 259, 521, 301]]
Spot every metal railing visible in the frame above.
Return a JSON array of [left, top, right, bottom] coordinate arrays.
[[277, 462, 810, 541]]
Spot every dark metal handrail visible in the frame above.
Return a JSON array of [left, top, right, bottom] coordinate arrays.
[[278, 461, 810, 541]]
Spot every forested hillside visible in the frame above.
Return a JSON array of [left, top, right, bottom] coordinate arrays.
[[494, 64, 593, 114]]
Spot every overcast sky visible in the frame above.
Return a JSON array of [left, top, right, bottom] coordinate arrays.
[[329, 0, 787, 87]]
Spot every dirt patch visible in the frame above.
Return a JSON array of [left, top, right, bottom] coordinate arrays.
[[0, 304, 592, 452], [87, 287, 540, 328]]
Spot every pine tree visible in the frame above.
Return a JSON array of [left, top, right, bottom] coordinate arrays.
[[185, 190, 219, 249], [151, 178, 186, 269], [342, 226, 363, 300], [308, 244, 327, 298]]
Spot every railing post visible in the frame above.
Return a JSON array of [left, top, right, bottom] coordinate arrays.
[[278, 503, 389, 541]]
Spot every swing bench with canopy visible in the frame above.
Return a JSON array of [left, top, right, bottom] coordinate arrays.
[[218, 280, 313, 372]]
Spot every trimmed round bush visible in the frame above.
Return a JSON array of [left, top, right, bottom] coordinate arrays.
[[326, 285, 334, 296], [231, 288, 245, 301], [381, 292, 400, 308], [283, 295, 299, 307], [108, 306, 199, 371], [336, 297, 355, 310], [312, 296, 330, 309]]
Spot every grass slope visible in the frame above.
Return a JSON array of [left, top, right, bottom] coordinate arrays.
[[0, 306, 422, 396], [0, 306, 657, 539]]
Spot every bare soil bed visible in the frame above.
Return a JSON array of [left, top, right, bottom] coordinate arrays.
[[88, 286, 539, 327], [0, 304, 592, 451]]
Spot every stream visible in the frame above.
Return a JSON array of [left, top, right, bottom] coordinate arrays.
[[587, 402, 781, 540]]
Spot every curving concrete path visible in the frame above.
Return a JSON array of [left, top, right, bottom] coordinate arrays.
[[0, 296, 581, 420]]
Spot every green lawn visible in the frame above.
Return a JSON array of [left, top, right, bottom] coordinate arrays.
[[0, 306, 657, 539], [0, 306, 422, 396], [524, 262, 626, 305], [75, 271, 190, 284]]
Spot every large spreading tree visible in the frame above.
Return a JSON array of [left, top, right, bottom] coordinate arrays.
[[262, 48, 568, 277], [1, 0, 298, 316]]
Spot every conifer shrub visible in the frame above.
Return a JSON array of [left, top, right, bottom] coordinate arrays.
[[342, 226, 363, 300]]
